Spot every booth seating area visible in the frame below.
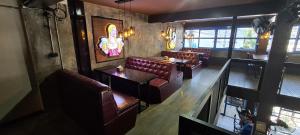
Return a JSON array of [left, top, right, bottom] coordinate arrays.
[[180, 48, 212, 66], [124, 57, 184, 103], [161, 51, 202, 78], [52, 70, 139, 135]]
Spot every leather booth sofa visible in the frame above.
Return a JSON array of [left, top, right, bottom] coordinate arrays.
[[125, 57, 183, 103], [57, 70, 139, 135], [180, 48, 212, 66], [161, 51, 202, 78]]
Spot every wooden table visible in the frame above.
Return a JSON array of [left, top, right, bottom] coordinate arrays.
[[95, 67, 157, 111], [149, 57, 190, 71], [252, 54, 268, 61]]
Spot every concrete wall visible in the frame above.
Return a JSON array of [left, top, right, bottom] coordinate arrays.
[[0, 0, 77, 123], [22, 3, 77, 83], [84, 2, 184, 69], [0, 1, 33, 120]]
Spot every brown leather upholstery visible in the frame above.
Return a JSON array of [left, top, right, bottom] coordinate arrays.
[[57, 70, 138, 135], [125, 57, 183, 103], [161, 51, 202, 78], [180, 48, 212, 66]]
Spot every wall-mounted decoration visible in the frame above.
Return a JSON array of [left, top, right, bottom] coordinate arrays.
[[92, 16, 124, 63], [161, 26, 176, 50], [166, 27, 176, 50]]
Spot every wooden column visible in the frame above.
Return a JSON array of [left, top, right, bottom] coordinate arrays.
[[227, 16, 237, 59], [68, 0, 92, 76], [257, 1, 295, 122]]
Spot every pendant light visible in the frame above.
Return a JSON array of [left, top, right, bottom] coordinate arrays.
[[118, 3, 123, 39], [128, 0, 135, 36]]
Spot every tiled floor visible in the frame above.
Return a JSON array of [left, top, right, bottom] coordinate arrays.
[[281, 74, 300, 98]]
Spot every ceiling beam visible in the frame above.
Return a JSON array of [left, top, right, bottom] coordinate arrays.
[[148, 1, 282, 23]]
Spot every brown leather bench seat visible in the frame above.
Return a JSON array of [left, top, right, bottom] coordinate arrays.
[[125, 56, 183, 103], [180, 48, 212, 66], [56, 70, 139, 135], [161, 51, 202, 78]]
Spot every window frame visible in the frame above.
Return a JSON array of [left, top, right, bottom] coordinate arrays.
[[233, 26, 258, 51], [183, 26, 232, 50], [288, 25, 300, 53], [183, 26, 258, 51]]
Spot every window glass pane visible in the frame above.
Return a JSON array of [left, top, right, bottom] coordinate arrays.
[[281, 110, 293, 116], [287, 39, 295, 52], [235, 39, 257, 49], [296, 41, 300, 51], [216, 39, 230, 48], [200, 30, 215, 38], [199, 39, 214, 48], [217, 29, 231, 38], [185, 30, 199, 38], [294, 113, 300, 119], [236, 27, 257, 38], [267, 37, 273, 52], [185, 39, 199, 48], [290, 26, 299, 38]]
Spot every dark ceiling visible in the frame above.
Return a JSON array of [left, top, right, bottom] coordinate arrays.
[[84, 0, 272, 15]]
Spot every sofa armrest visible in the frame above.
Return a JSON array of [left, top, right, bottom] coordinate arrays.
[[149, 78, 168, 88], [101, 90, 119, 125]]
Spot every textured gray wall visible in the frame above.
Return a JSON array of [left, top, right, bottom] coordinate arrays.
[[22, 3, 77, 83], [84, 2, 184, 69]]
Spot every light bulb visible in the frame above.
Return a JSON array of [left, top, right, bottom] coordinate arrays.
[[161, 31, 166, 37], [129, 26, 135, 35]]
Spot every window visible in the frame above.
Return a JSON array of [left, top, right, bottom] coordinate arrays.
[[184, 27, 231, 49], [199, 30, 215, 48], [271, 106, 300, 127], [267, 26, 300, 53], [234, 27, 258, 50], [184, 30, 199, 48], [216, 29, 231, 48], [288, 26, 300, 52]]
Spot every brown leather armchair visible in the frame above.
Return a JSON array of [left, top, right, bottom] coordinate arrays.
[[57, 70, 139, 135]]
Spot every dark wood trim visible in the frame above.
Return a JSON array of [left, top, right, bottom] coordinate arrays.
[[257, 0, 294, 121], [184, 17, 259, 29], [231, 58, 266, 66], [68, 0, 92, 76], [179, 114, 235, 135], [276, 95, 300, 112], [149, 2, 281, 23], [227, 16, 237, 59], [226, 85, 258, 102]]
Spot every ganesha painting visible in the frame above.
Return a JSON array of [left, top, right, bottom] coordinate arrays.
[[97, 24, 124, 57]]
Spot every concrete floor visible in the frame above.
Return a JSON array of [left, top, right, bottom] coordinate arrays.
[[0, 66, 222, 135], [2, 65, 299, 135]]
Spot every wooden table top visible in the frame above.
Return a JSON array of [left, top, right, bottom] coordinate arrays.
[[96, 68, 157, 84], [252, 54, 268, 61], [149, 57, 190, 64]]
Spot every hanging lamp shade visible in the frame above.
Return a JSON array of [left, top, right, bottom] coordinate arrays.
[[129, 26, 135, 36]]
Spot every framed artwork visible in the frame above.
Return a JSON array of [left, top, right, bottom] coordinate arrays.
[[91, 16, 124, 63]]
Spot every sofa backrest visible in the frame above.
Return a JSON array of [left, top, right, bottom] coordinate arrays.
[[125, 57, 172, 81], [58, 70, 118, 135], [161, 51, 200, 65], [181, 48, 212, 57]]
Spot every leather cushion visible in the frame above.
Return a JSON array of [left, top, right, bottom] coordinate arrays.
[[149, 78, 168, 88], [113, 91, 139, 113]]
